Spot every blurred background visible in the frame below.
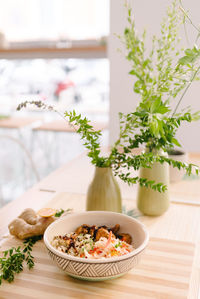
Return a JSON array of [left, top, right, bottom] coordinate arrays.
[[0, 0, 109, 205], [0, 0, 200, 206]]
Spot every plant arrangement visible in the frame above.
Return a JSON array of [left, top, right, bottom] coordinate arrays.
[[17, 97, 198, 193], [113, 0, 200, 175], [114, 1, 200, 175], [109, 0, 200, 215], [17, 1, 200, 214]]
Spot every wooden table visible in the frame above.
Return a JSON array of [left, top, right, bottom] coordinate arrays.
[[0, 116, 41, 129], [0, 152, 200, 298], [33, 119, 108, 133]]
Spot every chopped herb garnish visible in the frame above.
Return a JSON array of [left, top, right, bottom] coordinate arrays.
[[115, 242, 121, 248]]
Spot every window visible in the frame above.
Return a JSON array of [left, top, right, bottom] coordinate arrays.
[[0, 0, 109, 42]]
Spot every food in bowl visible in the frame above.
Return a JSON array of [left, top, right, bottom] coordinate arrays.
[[44, 211, 149, 281], [51, 224, 134, 259]]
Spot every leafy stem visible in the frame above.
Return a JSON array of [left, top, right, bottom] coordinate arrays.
[[112, 150, 199, 192], [17, 100, 200, 192], [0, 208, 68, 285], [64, 111, 108, 167], [179, 3, 200, 34], [0, 235, 42, 285], [173, 65, 200, 116]]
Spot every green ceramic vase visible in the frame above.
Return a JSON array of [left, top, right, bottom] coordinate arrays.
[[137, 149, 170, 216], [86, 167, 122, 212]]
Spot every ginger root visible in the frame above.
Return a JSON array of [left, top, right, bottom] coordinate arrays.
[[18, 208, 38, 225], [8, 209, 55, 239]]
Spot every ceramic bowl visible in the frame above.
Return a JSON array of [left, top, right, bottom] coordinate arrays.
[[44, 211, 149, 281]]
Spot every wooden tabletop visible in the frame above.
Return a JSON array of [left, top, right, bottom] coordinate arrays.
[[0, 152, 200, 298], [0, 116, 41, 129], [33, 119, 108, 133]]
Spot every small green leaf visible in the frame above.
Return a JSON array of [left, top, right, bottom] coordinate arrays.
[[171, 137, 181, 147]]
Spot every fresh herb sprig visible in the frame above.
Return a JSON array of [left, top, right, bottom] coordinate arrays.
[[65, 111, 109, 167], [116, 108, 200, 153], [23, 235, 43, 269], [109, 0, 200, 185], [122, 1, 200, 109], [54, 208, 65, 217], [0, 235, 42, 285], [0, 247, 24, 284], [54, 208, 72, 217], [0, 208, 67, 285], [17, 101, 199, 192], [112, 150, 199, 192], [119, 1, 200, 151]]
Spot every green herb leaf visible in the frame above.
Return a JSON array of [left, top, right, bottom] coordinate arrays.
[[0, 235, 42, 285]]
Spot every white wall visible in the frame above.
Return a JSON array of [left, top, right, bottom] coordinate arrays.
[[108, 0, 200, 152]]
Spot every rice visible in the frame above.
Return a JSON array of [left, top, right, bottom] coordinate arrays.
[[51, 229, 134, 259]]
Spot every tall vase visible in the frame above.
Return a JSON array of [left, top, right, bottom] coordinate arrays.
[[86, 167, 122, 213], [137, 149, 170, 216]]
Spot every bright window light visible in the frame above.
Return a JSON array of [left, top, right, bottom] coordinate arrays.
[[0, 0, 109, 41]]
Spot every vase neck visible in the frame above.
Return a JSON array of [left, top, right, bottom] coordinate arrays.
[[145, 147, 165, 156], [95, 167, 112, 176]]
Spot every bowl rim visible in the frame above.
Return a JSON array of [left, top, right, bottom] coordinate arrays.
[[44, 211, 149, 264]]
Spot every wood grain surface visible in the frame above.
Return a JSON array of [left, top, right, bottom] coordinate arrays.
[[0, 192, 199, 298], [0, 236, 194, 299], [33, 152, 200, 202], [0, 152, 200, 298]]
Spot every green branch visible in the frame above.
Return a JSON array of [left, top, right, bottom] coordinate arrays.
[[172, 65, 200, 116]]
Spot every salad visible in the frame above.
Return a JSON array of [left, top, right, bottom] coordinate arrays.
[[51, 224, 134, 259]]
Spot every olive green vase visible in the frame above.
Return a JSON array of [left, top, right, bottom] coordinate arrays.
[[86, 167, 122, 212], [137, 150, 170, 216]]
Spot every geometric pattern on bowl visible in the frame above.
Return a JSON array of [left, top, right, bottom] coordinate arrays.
[[47, 248, 144, 280], [44, 211, 149, 281]]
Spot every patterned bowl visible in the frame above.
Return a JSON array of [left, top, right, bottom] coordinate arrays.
[[44, 211, 149, 281]]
